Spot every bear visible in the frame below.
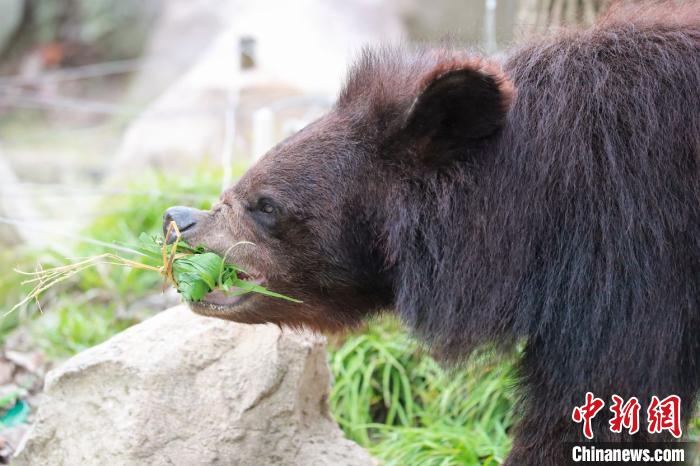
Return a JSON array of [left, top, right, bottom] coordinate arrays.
[[163, 4, 700, 465]]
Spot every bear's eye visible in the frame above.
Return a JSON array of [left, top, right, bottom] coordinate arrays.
[[248, 198, 280, 232], [257, 198, 275, 215]]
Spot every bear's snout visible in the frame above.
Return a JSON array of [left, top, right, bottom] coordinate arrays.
[[163, 206, 205, 244]]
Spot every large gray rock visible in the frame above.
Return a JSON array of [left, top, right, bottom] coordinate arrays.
[[14, 305, 373, 466]]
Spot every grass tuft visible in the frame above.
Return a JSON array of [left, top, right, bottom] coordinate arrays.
[[328, 317, 518, 465]]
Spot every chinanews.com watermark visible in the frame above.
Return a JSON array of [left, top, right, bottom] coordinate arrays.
[[565, 443, 693, 465], [565, 392, 698, 465]]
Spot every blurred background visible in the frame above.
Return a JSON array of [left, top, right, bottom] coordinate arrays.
[[0, 1, 697, 465]]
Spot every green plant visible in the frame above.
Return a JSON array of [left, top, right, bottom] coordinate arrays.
[[70, 168, 228, 302], [328, 317, 517, 465], [27, 303, 137, 360], [1, 165, 242, 345], [13, 230, 301, 311]]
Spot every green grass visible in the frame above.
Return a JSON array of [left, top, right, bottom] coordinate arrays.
[[328, 318, 516, 465], [0, 165, 232, 344], [27, 304, 137, 360], [70, 168, 227, 302]]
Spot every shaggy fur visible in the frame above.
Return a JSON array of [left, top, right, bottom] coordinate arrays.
[[373, 7, 700, 464], [167, 4, 700, 464]]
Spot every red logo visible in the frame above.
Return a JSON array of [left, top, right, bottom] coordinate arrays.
[[609, 395, 641, 435], [572, 392, 605, 439], [572, 393, 682, 439], [647, 395, 682, 438]]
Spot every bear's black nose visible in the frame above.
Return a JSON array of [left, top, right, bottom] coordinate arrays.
[[163, 206, 202, 243]]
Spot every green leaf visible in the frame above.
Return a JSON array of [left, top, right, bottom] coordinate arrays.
[[130, 235, 304, 303], [172, 253, 223, 289], [225, 277, 303, 303], [173, 273, 211, 301]]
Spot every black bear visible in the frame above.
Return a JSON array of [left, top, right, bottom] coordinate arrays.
[[164, 4, 700, 465]]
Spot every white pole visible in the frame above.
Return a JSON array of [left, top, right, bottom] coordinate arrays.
[[221, 96, 237, 191], [483, 0, 498, 54], [252, 107, 275, 161]]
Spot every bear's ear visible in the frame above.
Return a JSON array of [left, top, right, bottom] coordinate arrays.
[[398, 60, 513, 165]]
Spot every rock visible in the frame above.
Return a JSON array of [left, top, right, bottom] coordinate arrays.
[[4, 351, 43, 374], [13, 305, 374, 466], [0, 360, 14, 387], [0, 424, 28, 463]]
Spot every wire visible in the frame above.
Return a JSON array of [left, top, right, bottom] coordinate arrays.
[[1, 90, 232, 117], [0, 183, 216, 200], [0, 58, 156, 85], [1, 91, 142, 117]]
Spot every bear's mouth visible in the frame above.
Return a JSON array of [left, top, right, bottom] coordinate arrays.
[[187, 269, 267, 315]]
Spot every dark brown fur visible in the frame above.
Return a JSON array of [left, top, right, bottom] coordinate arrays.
[[166, 4, 700, 464]]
